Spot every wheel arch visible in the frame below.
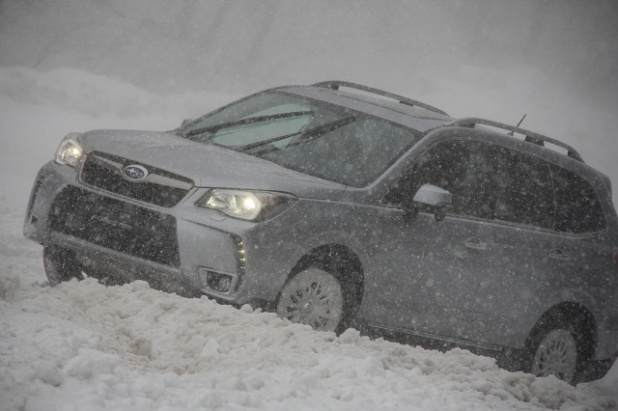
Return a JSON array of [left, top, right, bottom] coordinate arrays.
[[289, 243, 365, 309], [526, 302, 598, 360]]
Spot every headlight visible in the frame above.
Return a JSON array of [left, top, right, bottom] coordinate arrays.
[[196, 189, 297, 221], [54, 133, 83, 167]]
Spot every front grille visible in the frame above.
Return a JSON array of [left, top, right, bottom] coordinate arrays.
[[49, 187, 180, 267], [80, 151, 194, 207]]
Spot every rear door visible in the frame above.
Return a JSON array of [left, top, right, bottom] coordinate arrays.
[[468, 146, 559, 346]]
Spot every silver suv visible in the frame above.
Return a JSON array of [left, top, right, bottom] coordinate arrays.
[[24, 81, 618, 383]]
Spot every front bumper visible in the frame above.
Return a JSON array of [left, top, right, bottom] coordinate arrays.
[[24, 161, 298, 305]]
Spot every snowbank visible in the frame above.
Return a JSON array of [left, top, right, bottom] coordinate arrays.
[[0, 67, 616, 410], [1, 269, 615, 410]]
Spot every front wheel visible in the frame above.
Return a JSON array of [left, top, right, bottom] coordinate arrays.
[[43, 246, 83, 286], [276, 268, 345, 333]]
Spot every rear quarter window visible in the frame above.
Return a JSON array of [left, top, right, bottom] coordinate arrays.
[[551, 165, 606, 234]]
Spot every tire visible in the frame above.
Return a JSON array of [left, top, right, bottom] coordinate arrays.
[[43, 246, 84, 286], [276, 267, 353, 333], [527, 315, 591, 384]]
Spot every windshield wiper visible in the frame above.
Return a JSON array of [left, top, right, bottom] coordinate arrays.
[[180, 111, 314, 139], [284, 116, 356, 148], [238, 116, 356, 154], [237, 131, 303, 152]]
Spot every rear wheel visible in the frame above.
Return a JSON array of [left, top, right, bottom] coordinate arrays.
[[276, 268, 347, 333], [527, 313, 592, 384], [530, 328, 578, 382], [43, 246, 83, 286]]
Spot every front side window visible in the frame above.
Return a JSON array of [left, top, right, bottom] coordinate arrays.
[[384, 140, 494, 219], [176, 92, 422, 187]]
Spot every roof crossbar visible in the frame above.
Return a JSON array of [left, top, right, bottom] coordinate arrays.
[[312, 81, 449, 117], [447, 117, 584, 162]]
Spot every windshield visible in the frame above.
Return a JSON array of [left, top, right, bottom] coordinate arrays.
[[176, 92, 422, 187]]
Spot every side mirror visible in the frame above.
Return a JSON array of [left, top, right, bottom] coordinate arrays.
[[412, 184, 452, 221]]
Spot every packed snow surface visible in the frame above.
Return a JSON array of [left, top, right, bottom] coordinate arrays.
[[0, 67, 617, 410]]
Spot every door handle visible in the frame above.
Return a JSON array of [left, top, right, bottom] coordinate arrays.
[[464, 238, 488, 251], [548, 249, 569, 261]]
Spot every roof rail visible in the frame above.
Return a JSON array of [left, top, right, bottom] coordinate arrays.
[[447, 117, 584, 162], [312, 81, 449, 117]]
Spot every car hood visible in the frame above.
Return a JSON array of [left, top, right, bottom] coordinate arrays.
[[77, 129, 347, 201]]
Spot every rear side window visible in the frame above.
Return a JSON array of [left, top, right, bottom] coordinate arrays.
[[490, 147, 554, 229], [384, 140, 608, 233], [551, 166, 606, 233]]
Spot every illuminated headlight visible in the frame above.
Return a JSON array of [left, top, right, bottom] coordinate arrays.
[[196, 189, 296, 221], [54, 133, 83, 167]]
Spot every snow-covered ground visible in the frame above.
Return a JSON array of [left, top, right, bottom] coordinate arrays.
[[0, 67, 617, 410]]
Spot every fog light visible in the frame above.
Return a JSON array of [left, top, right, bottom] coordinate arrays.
[[199, 268, 235, 294], [209, 273, 232, 293]]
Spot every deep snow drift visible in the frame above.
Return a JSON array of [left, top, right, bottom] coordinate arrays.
[[0, 67, 617, 410]]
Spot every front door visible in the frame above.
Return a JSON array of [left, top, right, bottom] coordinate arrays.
[[364, 140, 496, 340]]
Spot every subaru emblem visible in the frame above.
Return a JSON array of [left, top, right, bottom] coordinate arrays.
[[122, 164, 149, 181]]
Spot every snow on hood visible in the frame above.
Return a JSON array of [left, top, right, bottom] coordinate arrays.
[[78, 129, 347, 200]]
